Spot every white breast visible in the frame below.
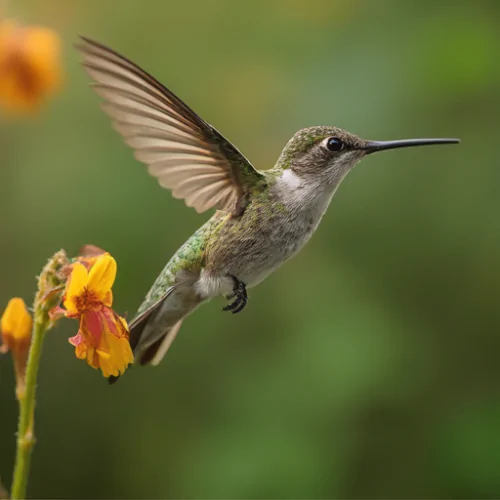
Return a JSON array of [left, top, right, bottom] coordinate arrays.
[[276, 169, 338, 224], [264, 169, 339, 268], [280, 168, 303, 190], [195, 169, 343, 300]]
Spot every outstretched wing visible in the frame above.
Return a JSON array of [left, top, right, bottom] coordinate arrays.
[[76, 37, 265, 214]]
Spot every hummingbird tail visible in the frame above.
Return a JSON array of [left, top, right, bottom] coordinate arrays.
[[108, 297, 168, 385], [108, 281, 202, 384], [130, 282, 202, 365], [136, 319, 184, 366], [109, 311, 182, 385]]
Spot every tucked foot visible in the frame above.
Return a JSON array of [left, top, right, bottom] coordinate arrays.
[[222, 275, 248, 314]]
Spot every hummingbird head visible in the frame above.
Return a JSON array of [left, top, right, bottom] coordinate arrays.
[[277, 126, 460, 185]]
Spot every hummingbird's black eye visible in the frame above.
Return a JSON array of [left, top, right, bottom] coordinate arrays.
[[325, 137, 344, 152]]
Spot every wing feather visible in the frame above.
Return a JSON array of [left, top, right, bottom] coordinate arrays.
[[76, 37, 265, 214]]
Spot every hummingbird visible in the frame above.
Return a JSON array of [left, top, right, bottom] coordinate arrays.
[[76, 37, 459, 380]]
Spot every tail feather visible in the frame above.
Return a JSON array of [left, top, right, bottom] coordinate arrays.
[[108, 289, 175, 385], [108, 281, 201, 384], [131, 281, 201, 364], [128, 289, 175, 351], [150, 319, 184, 366], [140, 319, 183, 366]]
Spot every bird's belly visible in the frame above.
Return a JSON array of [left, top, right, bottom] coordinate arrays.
[[237, 236, 308, 287], [224, 217, 318, 289], [199, 193, 329, 299], [197, 237, 307, 299]]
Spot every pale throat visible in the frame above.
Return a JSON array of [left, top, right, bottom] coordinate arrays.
[[275, 168, 345, 215]]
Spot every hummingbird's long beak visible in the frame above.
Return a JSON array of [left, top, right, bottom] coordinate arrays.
[[363, 138, 460, 154]]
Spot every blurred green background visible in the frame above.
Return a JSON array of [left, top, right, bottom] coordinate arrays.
[[1, 0, 499, 497]]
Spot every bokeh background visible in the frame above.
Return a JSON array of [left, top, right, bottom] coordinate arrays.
[[1, 0, 499, 498]]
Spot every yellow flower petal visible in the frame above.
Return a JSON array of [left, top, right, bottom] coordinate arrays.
[[96, 349, 111, 359], [1, 298, 32, 343], [69, 307, 133, 377], [87, 254, 116, 302], [74, 342, 88, 360], [103, 290, 113, 308], [97, 333, 134, 378], [24, 26, 62, 90], [63, 262, 89, 314], [1, 298, 32, 396], [0, 20, 62, 113]]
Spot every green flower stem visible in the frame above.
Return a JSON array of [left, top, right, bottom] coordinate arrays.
[[10, 313, 49, 500], [9, 250, 68, 500]]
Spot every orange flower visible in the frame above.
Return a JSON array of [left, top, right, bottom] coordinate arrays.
[[0, 20, 62, 113], [0, 298, 33, 398], [63, 254, 133, 377]]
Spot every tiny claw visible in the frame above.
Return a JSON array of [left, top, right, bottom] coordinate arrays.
[[231, 297, 247, 314], [222, 275, 248, 314]]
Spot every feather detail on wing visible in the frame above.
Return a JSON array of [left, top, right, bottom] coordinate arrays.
[[75, 36, 264, 214]]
